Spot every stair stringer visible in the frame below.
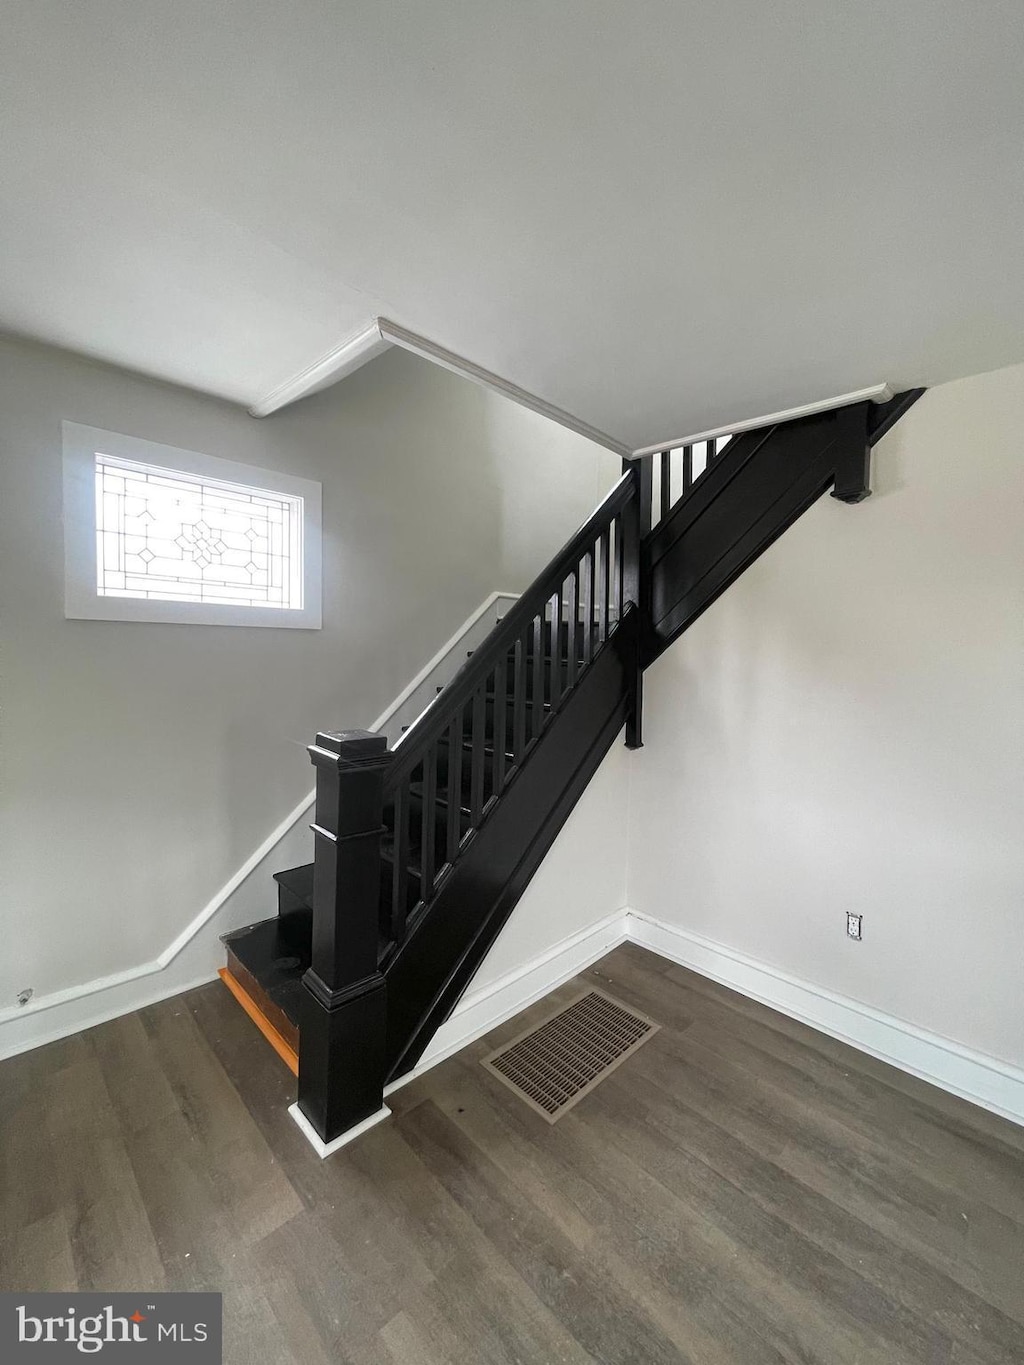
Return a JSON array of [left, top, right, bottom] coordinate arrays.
[[644, 403, 873, 662]]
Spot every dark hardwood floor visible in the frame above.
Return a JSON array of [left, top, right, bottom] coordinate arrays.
[[2, 942, 1023, 1364]]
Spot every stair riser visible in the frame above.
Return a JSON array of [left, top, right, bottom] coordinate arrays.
[[277, 881, 314, 944], [224, 948, 300, 1055]]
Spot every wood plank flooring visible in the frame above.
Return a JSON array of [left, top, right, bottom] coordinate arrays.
[[2, 942, 1023, 1364]]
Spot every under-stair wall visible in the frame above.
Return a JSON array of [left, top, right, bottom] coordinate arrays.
[[626, 363, 1024, 1122]]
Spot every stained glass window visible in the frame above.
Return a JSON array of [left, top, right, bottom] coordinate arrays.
[[93, 453, 304, 610]]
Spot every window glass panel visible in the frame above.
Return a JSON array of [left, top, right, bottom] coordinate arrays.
[[93, 453, 304, 610]]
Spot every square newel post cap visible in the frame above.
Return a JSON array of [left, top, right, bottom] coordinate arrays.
[[310, 729, 390, 769]]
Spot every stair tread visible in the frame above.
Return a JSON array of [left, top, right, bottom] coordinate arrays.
[[409, 782, 471, 817], [222, 917, 309, 1027], [485, 690, 551, 709], [438, 735, 514, 759], [224, 912, 391, 1028]]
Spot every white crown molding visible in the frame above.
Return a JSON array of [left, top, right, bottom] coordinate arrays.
[[629, 383, 894, 458], [249, 315, 892, 464], [249, 316, 631, 455], [376, 319, 631, 456], [248, 321, 391, 418]]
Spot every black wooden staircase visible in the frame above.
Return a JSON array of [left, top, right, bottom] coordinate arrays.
[[222, 390, 923, 1146]]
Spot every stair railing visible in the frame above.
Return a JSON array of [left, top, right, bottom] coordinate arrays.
[[381, 466, 643, 947], [296, 463, 646, 1146], [649, 434, 734, 531]]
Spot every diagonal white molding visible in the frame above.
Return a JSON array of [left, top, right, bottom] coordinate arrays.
[[248, 321, 391, 418], [249, 315, 631, 455], [249, 316, 893, 465], [376, 320, 631, 456], [0, 591, 518, 1058]]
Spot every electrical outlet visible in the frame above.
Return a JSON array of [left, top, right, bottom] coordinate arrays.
[[846, 913, 862, 941]]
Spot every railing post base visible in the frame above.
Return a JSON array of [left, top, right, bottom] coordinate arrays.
[[625, 700, 644, 750], [830, 405, 872, 504], [298, 970, 387, 1145]]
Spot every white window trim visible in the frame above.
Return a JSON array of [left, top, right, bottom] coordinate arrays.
[[63, 422, 322, 629]]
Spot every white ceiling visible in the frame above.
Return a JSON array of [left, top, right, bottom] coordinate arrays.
[[2, 0, 1022, 451]]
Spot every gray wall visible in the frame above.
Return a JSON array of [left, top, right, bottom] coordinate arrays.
[[627, 361, 1024, 1071], [0, 334, 619, 1011]]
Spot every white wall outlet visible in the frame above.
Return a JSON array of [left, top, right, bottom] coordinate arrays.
[[846, 913, 863, 941]]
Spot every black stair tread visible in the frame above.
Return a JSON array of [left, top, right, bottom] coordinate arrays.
[[409, 782, 471, 817], [222, 916, 309, 1027], [439, 735, 515, 760], [225, 908, 395, 1027], [273, 863, 314, 903], [485, 689, 552, 711], [467, 647, 588, 662], [274, 855, 412, 915]]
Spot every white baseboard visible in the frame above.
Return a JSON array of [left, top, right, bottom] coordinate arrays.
[[386, 909, 630, 1095], [293, 901, 1024, 1155], [0, 967, 221, 1062], [0, 591, 517, 1063], [285, 909, 628, 1156], [626, 910, 1024, 1130], [6, 885, 1022, 1149]]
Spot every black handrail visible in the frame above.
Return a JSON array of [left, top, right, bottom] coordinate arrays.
[[386, 470, 636, 787]]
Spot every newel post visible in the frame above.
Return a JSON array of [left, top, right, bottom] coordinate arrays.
[[621, 457, 652, 749], [298, 729, 390, 1145]]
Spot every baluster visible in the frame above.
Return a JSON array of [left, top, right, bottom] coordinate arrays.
[[531, 610, 545, 740], [615, 514, 624, 622], [445, 713, 461, 865], [659, 450, 671, 521], [694, 440, 708, 481], [419, 750, 437, 904], [597, 524, 610, 644], [470, 684, 487, 825], [683, 443, 693, 494], [550, 588, 564, 710], [565, 569, 578, 693], [620, 466, 643, 749], [390, 780, 412, 939], [392, 774, 410, 934], [581, 550, 595, 667], [513, 631, 528, 762], [492, 650, 507, 797]]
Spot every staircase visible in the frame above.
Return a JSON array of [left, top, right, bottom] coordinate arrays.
[[222, 390, 923, 1146]]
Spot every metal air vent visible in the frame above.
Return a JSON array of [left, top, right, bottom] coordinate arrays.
[[482, 987, 659, 1122]]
